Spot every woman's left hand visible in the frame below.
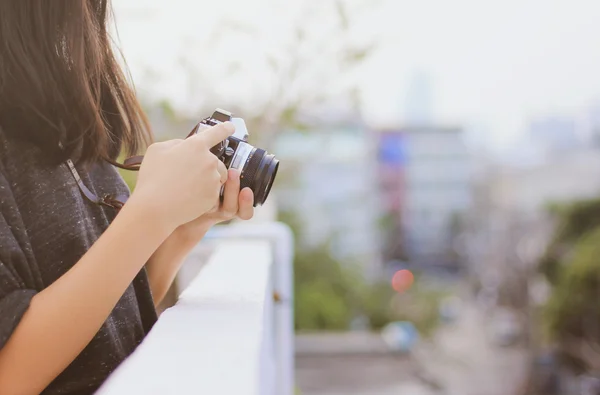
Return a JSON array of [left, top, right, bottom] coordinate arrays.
[[173, 169, 254, 245]]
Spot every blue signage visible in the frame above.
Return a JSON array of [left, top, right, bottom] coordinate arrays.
[[378, 133, 407, 165]]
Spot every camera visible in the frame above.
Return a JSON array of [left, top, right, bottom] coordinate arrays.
[[190, 109, 279, 207]]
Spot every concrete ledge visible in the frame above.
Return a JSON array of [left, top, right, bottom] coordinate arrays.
[[97, 241, 274, 395]]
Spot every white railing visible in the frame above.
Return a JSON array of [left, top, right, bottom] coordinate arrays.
[[97, 222, 294, 395]]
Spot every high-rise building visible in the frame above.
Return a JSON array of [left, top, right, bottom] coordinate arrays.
[[528, 115, 581, 155], [402, 126, 472, 268], [374, 126, 473, 270], [373, 130, 407, 266], [586, 101, 600, 147], [404, 70, 434, 126], [273, 125, 383, 275]]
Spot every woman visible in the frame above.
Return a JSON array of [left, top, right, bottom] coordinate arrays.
[[0, 1, 255, 394]]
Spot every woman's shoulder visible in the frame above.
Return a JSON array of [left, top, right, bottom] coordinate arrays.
[[0, 125, 129, 210], [0, 126, 48, 177]]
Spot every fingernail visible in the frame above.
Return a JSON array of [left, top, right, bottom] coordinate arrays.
[[224, 122, 235, 133]]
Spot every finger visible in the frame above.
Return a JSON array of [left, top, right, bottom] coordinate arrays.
[[221, 169, 240, 216], [147, 139, 183, 153], [217, 161, 228, 185], [159, 139, 184, 148], [189, 121, 235, 148], [237, 188, 254, 220]]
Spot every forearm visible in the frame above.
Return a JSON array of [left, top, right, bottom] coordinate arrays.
[[146, 223, 211, 307], [0, 198, 172, 395]]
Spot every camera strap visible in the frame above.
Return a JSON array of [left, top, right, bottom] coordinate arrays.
[[64, 158, 129, 210], [63, 121, 206, 211]]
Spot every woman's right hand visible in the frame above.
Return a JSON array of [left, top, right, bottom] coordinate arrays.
[[130, 122, 234, 231]]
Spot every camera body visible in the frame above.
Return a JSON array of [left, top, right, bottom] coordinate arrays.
[[190, 109, 279, 207]]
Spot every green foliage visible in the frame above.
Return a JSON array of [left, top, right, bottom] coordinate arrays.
[[411, 289, 446, 337], [277, 210, 302, 242], [283, 208, 364, 330], [361, 281, 395, 329], [544, 227, 600, 344], [552, 198, 600, 242], [539, 198, 600, 284], [279, 209, 361, 330], [363, 280, 446, 337], [293, 247, 360, 330], [118, 168, 138, 192], [158, 99, 178, 122], [281, 209, 444, 334], [335, 0, 350, 30], [539, 198, 600, 371], [377, 214, 396, 234]]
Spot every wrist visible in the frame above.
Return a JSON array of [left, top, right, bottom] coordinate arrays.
[[122, 193, 178, 238], [174, 219, 213, 247]]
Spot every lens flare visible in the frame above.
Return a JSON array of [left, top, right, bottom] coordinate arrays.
[[392, 270, 414, 293]]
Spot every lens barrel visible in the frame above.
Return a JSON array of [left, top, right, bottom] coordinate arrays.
[[239, 147, 279, 207]]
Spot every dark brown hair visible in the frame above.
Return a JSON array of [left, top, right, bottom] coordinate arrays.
[[0, 0, 152, 163]]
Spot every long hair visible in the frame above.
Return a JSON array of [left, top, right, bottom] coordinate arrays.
[[0, 0, 153, 163]]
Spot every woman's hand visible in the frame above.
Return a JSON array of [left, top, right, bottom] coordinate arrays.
[[173, 168, 255, 246], [144, 168, 255, 307], [129, 122, 232, 232]]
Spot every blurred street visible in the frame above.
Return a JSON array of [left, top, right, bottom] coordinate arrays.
[[296, 299, 529, 395]]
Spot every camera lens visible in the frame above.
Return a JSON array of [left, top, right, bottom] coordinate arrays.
[[240, 147, 279, 207]]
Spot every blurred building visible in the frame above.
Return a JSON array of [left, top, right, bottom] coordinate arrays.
[[273, 125, 383, 275], [402, 126, 472, 269], [585, 101, 600, 147], [528, 115, 582, 155], [373, 126, 473, 271], [373, 130, 407, 268], [404, 70, 434, 126], [489, 150, 600, 213], [464, 148, 600, 305]]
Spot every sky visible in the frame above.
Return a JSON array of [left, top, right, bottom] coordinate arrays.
[[112, 0, 600, 152]]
